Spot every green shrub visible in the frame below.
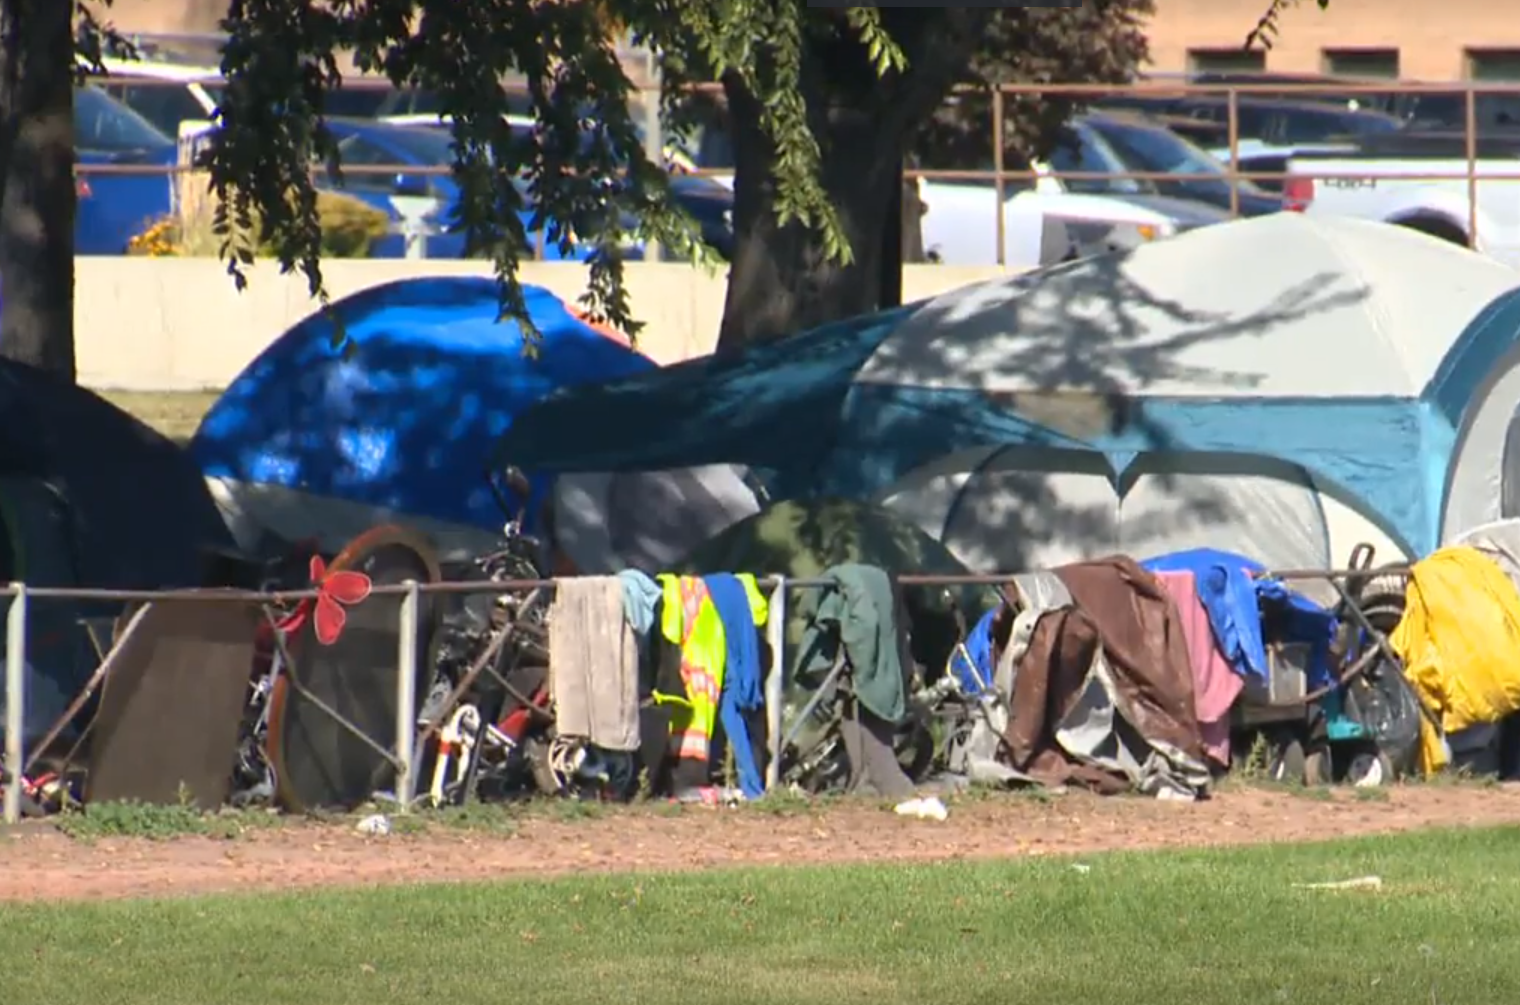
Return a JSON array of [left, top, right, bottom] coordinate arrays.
[[130, 173, 392, 259]]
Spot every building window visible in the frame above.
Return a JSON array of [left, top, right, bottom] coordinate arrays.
[[1467, 49, 1520, 81], [1321, 48, 1400, 79], [1187, 48, 1267, 75]]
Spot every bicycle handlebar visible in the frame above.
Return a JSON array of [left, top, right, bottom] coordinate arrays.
[[484, 463, 517, 523]]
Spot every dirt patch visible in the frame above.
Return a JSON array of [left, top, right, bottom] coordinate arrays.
[[5, 785, 1519, 903]]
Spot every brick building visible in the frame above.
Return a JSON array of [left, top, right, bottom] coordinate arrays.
[[101, 0, 1520, 85], [1148, 0, 1520, 81]]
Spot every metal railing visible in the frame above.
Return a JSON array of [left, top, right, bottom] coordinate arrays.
[[0, 574, 795, 824], [1, 561, 1401, 824], [2, 574, 773, 825], [76, 78, 1520, 261]]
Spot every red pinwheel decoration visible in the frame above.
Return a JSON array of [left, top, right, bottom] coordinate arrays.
[[280, 554, 373, 645]]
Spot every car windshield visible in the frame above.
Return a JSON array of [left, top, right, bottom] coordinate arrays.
[[1047, 123, 1153, 195], [1286, 106, 1401, 142], [1089, 116, 1272, 196], [1087, 117, 1227, 177], [75, 85, 174, 152], [197, 80, 394, 121], [323, 85, 393, 119], [507, 120, 661, 165], [1394, 92, 1520, 129], [379, 87, 535, 120], [367, 125, 459, 165]]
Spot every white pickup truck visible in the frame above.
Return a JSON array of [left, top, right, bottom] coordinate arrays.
[[1282, 134, 1520, 266], [914, 172, 1228, 267], [689, 112, 1230, 268], [687, 166, 1226, 269]]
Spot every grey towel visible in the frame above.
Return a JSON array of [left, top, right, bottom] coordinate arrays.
[[548, 576, 641, 751]]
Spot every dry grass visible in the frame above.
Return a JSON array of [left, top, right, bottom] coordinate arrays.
[[97, 389, 221, 444]]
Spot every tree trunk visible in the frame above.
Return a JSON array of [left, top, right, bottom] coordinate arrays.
[[714, 10, 993, 353], [900, 167, 927, 264], [715, 80, 904, 352], [0, 1, 76, 381]]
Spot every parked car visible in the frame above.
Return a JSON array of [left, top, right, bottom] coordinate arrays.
[[320, 118, 592, 260], [100, 57, 724, 261], [1098, 94, 1404, 149], [304, 81, 702, 174], [1137, 113, 1231, 150], [1100, 73, 1401, 118], [496, 115, 729, 256], [1089, 113, 1297, 195], [1379, 89, 1520, 131], [75, 85, 177, 254], [1282, 130, 1520, 261], [1078, 112, 1285, 216], [93, 56, 223, 140], [363, 85, 535, 126], [320, 118, 734, 260], [94, 63, 522, 140], [662, 173, 734, 259], [95, 66, 484, 141], [686, 109, 1228, 267], [1098, 95, 1408, 195], [1180, 72, 1400, 113]]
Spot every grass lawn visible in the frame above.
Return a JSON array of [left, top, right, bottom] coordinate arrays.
[[5, 825, 1519, 1005]]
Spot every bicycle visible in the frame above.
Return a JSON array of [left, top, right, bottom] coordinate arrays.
[[417, 464, 634, 805]]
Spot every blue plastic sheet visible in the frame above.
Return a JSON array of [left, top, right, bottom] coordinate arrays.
[[1142, 548, 1337, 689], [948, 606, 999, 696]]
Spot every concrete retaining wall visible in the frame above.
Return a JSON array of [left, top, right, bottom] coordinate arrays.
[[75, 257, 1021, 391]]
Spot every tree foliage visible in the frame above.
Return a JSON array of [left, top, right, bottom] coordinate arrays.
[[913, 1, 1154, 171], [204, 2, 1156, 351], [207, 0, 813, 343], [1245, 0, 1331, 54], [702, 4, 1154, 348], [3, 2, 1159, 377]]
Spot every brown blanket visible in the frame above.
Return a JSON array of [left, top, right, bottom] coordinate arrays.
[[1001, 555, 1204, 791]]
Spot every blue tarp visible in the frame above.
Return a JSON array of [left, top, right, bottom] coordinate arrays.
[[1141, 548, 1337, 689], [948, 606, 998, 697], [191, 278, 653, 535], [494, 285, 1520, 557]]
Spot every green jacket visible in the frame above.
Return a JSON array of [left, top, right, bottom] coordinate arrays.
[[793, 562, 909, 724]]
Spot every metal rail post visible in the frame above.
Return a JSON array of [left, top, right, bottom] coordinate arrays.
[[393, 579, 420, 810], [1226, 87, 1240, 219], [992, 88, 1006, 267], [764, 576, 786, 793], [642, 77, 663, 262], [68, 77, 1520, 227], [4, 584, 27, 825], [1466, 84, 1479, 248]]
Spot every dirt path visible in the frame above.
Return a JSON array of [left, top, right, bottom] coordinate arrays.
[[5, 785, 1519, 903]]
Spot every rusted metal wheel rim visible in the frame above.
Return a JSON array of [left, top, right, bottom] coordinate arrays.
[[265, 524, 442, 814]]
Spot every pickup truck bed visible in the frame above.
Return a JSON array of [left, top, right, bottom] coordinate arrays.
[[1284, 132, 1520, 265]]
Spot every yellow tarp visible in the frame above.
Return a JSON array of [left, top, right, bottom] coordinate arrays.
[[1390, 545, 1520, 775]]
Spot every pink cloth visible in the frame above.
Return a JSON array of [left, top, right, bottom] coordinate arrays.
[[1153, 569, 1243, 767]]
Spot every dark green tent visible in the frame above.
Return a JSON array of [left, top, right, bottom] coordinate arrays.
[[0, 360, 234, 746], [675, 496, 1000, 679]]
